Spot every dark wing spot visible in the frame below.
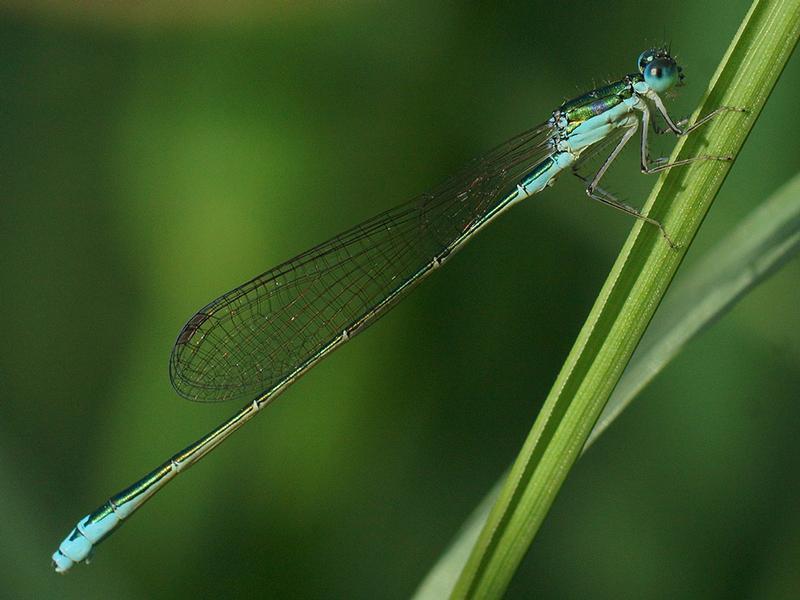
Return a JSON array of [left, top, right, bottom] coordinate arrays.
[[176, 312, 212, 345]]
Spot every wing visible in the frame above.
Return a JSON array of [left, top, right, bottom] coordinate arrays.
[[169, 122, 556, 402]]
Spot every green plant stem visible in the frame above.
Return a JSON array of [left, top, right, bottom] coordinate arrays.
[[415, 171, 800, 600], [450, 1, 800, 598]]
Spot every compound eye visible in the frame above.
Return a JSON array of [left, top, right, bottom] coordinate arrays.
[[643, 58, 679, 93], [637, 48, 658, 73]]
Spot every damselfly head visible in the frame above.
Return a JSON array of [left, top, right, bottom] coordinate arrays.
[[637, 47, 683, 94]]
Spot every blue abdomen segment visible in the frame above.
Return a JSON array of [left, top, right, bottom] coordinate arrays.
[[514, 151, 577, 199], [52, 460, 179, 572], [52, 504, 120, 572]]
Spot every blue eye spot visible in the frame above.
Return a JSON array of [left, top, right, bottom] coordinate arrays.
[[643, 58, 680, 93]]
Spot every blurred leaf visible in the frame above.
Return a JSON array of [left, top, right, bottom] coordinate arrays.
[[589, 172, 800, 445]]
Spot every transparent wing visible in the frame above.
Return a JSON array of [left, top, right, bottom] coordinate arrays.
[[170, 122, 556, 402]]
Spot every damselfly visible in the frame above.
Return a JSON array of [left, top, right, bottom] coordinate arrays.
[[53, 48, 740, 572]]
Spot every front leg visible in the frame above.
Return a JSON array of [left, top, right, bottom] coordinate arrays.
[[651, 113, 689, 135], [648, 90, 746, 136], [639, 101, 735, 175]]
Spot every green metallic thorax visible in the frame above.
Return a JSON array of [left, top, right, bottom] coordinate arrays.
[[560, 74, 642, 134]]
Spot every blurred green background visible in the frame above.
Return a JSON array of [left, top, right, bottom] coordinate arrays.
[[2, 2, 798, 598]]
